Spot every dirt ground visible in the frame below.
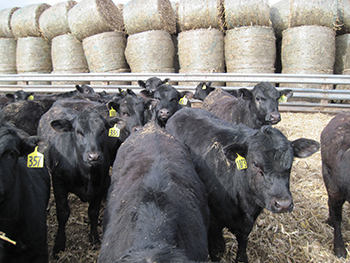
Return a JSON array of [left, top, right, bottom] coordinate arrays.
[[47, 112, 350, 263]]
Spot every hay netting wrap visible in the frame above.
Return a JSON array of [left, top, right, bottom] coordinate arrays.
[[10, 4, 51, 38], [68, 0, 124, 41], [39, 1, 77, 40], [16, 37, 52, 74], [224, 0, 271, 29], [0, 7, 20, 38], [178, 0, 225, 32], [125, 30, 175, 73], [269, 0, 290, 39], [82, 31, 128, 73], [123, 0, 176, 35], [281, 26, 335, 89], [178, 28, 225, 72], [51, 34, 89, 73], [0, 38, 17, 73]]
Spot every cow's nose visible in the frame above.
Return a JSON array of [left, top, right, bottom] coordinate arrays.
[[159, 108, 170, 118], [87, 152, 101, 162], [274, 199, 294, 213], [267, 111, 281, 123]]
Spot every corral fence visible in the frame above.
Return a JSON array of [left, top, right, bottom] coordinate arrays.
[[1, 72, 350, 113]]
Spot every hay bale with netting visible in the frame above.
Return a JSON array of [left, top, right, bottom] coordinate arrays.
[[225, 0, 271, 30], [0, 7, 20, 38], [39, 1, 77, 40], [289, 0, 338, 29], [51, 34, 89, 73], [178, 28, 225, 73], [281, 25, 336, 90], [178, 0, 224, 32], [171, 1, 180, 33], [82, 31, 128, 73], [16, 37, 52, 74], [10, 4, 51, 38], [68, 0, 124, 41], [125, 30, 175, 73], [225, 26, 276, 87], [0, 38, 17, 84], [269, 0, 290, 39], [123, 0, 176, 35]]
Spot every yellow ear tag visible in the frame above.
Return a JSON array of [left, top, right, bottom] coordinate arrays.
[[109, 107, 117, 117], [278, 94, 288, 103], [0, 231, 16, 245], [108, 124, 120, 137], [27, 146, 44, 168], [179, 95, 188, 105], [235, 153, 247, 170], [165, 82, 169, 85], [28, 95, 34, 100], [202, 84, 207, 90]]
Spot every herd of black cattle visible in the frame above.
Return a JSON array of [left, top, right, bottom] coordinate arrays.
[[0, 76, 349, 262]]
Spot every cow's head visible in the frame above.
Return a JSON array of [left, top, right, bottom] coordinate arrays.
[[6, 90, 34, 102], [137, 77, 170, 93], [193, 82, 215, 101], [75, 84, 98, 98], [238, 82, 293, 126]]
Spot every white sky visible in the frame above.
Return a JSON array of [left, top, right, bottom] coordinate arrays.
[[0, 0, 281, 12]]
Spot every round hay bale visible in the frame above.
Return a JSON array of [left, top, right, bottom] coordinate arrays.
[[39, 1, 77, 40], [0, 7, 20, 38], [179, 68, 225, 87], [289, 0, 338, 29], [10, 3, 51, 38], [125, 30, 175, 73], [269, 0, 290, 39], [178, 0, 224, 32], [51, 34, 89, 73], [0, 38, 17, 84], [224, 0, 271, 30], [281, 25, 336, 89], [171, 1, 180, 33], [225, 26, 276, 87], [123, 0, 176, 35], [16, 37, 52, 74], [82, 31, 128, 73], [334, 34, 350, 89], [90, 68, 131, 85], [68, 0, 124, 41], [178, 28, 225, 72]]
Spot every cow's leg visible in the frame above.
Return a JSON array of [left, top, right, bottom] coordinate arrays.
[[235, 230, 249, 263], [328, 196, 346, 258], [52, 180, 70, 258], [88, 191, 104, 245], [208, 220, 225, 262]]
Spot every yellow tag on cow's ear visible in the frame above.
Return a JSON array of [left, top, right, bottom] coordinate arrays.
[[28, 95, 34, 100], [27, 146, 44, 168], [202, 84, 207, 90], [108, 124, 120, 137], [0, 231, 16, 245], [235, 153, 247, 170], [179, 95, 188, 105], [278, 94, 288, 103], [109, 107, 117, 117]]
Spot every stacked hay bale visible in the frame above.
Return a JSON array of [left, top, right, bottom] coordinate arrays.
[[177, 0, 225, 86], [123, 0, 177, 81], [10, 4, 52, 85], [224, 0, 275, 87], [0, 7, 20, 84]]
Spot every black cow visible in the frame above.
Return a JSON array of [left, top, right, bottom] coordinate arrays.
[[0, 121, 50, 262], [137, 76, 170, 92], [0, 90, 34, 108], [321, 112, 350, 258], [37, 99, 125, 258], [193, 82, 215, 101], [140, 84, 193, 127], [166, 107, 320, 262], [98, 123, 210, 263], [202, 82, 293, 129]]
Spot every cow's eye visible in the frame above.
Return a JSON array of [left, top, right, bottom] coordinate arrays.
[[253, 162, 263, 175], [121, 111, 129, 118], [5, 150, 18, 160]]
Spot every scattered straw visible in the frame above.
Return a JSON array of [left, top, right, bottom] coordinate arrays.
[[0, 7, 20, 38]]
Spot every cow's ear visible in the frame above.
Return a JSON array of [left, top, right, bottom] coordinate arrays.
[[107, 117, 126, 130], [222, 142, 248, 163], [127, 89, 136, 96], [207, 81, 212, 87], [238, 88, 253, 100], [75, 84, 83, 93], [20, 136, 49, 156], [50, 119, 74, 133], [107, 100, 120, 112], [163, 78, 170, 85], [139, 89, 154, 99], [144, 98, 158, 110], [179, 91, 194, 99], [279, 89, 293, 100], [291, 138, 320, 158], [5, 93, 14, 100], [137, 80, 146, 89]]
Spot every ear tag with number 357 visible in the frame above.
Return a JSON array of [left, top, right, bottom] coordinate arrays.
[[27, 146, 44, 168], [109, 124, 120, 138], [109, 107, 117, 117], [235, 153, 247, 170], [278, 94, 288, 103], [179, 95, 188, 106]]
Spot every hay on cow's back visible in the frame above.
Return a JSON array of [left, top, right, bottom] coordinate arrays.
[[10, 3, 51, 38], [123, 0, 176, 35], [125, 30, 175, 73], [178, 0, 224, 32], [224, 0, 271, 30], [68, 0, 124, 41], [39, 1, 77, 40], [82, 31, 128, 73], [0, 7, 20, 38]]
